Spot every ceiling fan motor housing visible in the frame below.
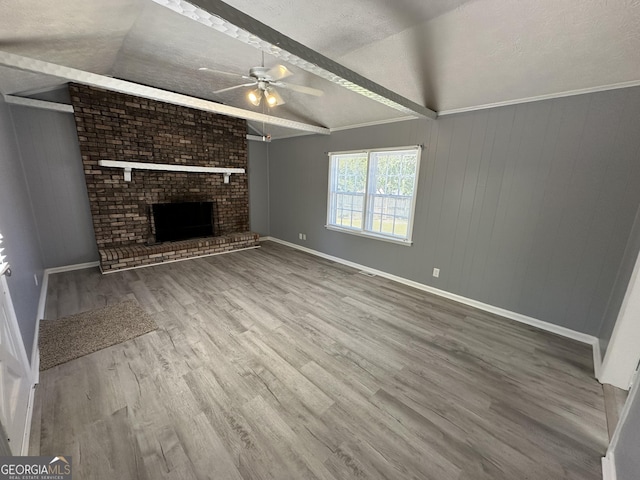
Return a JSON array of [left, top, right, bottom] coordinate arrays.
[[249, 66, 271, 81]]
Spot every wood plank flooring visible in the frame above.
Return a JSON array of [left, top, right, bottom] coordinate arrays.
[[30, 241, 608, 479]]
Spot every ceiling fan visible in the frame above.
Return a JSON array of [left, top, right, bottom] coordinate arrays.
[[199, 64, 323, 107]]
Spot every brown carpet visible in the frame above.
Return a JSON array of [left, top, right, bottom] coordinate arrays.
[[39, 300, 158, 371]]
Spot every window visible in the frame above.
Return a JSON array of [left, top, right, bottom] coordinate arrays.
[[327, 146, 421, 244]]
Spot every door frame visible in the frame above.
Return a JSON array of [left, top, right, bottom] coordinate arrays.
[[0, 274, 35, 455], [599, 247, 640, 390]]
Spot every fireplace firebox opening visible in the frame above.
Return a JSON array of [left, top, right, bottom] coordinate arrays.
[[152, 201, 214, 243]]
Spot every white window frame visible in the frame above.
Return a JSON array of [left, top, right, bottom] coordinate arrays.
[[325, 145, 422, 246]]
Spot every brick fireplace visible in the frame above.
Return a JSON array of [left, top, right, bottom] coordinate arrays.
[[70, 84, 259, 272]]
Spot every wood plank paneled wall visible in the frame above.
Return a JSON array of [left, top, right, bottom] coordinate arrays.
[[267, 87, 640, 336]]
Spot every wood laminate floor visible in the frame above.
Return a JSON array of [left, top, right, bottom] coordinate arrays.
[[30, 241, 608, 479]]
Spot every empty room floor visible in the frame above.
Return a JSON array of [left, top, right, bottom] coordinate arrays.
[[30, 241, 608, 479]]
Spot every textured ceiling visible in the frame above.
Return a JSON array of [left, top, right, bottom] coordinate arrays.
[[0, 0, 639, 137]]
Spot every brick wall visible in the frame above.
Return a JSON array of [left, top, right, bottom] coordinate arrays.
[[70, 83, 249, 250]]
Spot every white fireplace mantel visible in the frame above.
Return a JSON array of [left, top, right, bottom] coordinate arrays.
[[98, 160, 245, 183]]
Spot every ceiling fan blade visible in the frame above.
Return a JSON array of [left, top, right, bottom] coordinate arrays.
[[275, 82, 324, 97], [266, 64, 293, 81], [213, 82, 257, 94], [198, 67, 251, 80]]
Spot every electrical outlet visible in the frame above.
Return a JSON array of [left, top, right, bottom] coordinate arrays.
[[299, 233, 303, 240], [432, 268, 440, 278], [34, 274, 38, 286], [302, 234, 306, 240]]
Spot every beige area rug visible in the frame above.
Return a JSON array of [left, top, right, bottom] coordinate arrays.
[[39, 300, 158, 371]]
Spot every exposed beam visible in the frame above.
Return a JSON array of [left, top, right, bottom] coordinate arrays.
[[3, 94, 74, 113], [12, 84, 68, 97], [246, 134, 271, 142], [0, 51, 330, 135], [152, 0, 437, 120]]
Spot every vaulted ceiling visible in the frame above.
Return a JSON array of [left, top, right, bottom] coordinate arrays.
[[1, 0, 639, 138]]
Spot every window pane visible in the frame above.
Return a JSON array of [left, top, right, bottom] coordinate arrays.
[[366, 149, 419, 240], [328, 153, 367, 231], [335, 154, 367, 193], [401, 176, 415, 196]]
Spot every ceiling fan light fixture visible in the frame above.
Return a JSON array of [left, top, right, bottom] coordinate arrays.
[[247, 89, 261, 106], [264, 90, 278, 107]]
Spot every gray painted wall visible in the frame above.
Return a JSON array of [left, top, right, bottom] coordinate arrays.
[[613, 380, 640, 479], [10, 105, 98, 268], [248, 141, 270, 236], [0, 98, 45, 359], [598, 205, 640, 357], [268, 87, 640, 335]]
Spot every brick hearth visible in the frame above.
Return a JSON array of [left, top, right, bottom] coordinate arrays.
[[99, 232, 259, 273], [70, 84, 258, 272]]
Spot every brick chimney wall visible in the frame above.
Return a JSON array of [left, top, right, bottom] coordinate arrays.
[[69, 83, 249, 250]]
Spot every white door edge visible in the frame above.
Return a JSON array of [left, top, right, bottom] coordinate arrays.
[[0, 274, 34, 454]]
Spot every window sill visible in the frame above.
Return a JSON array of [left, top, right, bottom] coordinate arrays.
[[325, 225, 413, 246]]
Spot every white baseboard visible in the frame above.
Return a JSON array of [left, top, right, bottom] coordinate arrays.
[[602, 452, 617, 480], [44, 260, 100, 275], [32, 271, 48, 385], [31, 347, 40, 386], [20, 384, 36, 456], [265, 237, 600, 354]]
